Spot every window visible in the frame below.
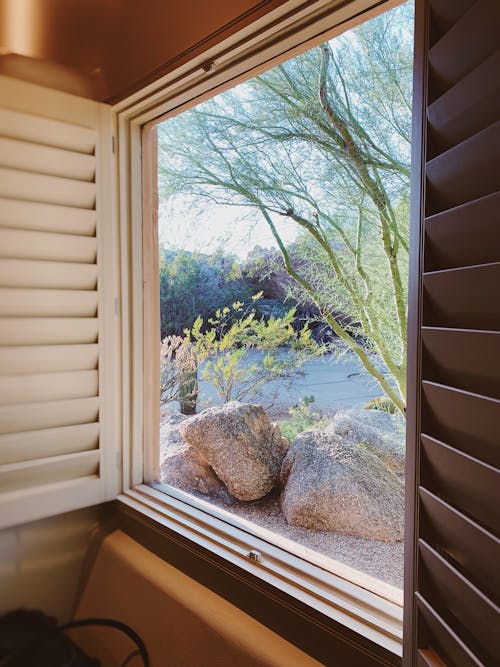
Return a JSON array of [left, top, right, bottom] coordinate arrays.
[[114, 1, 414, 659], [154, 0, 412, 595]]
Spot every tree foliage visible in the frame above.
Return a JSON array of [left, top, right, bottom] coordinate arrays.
[[160, 249, 252, 338], [158, 3, 413, 414]]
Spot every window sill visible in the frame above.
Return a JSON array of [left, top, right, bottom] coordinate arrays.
[[117, 483, 403, 661]]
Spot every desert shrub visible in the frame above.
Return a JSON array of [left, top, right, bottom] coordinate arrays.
[[363, 396, 399, 414], [187, 298, 319, 405], [160, 335, 199, 414], [279, 397, 328, 443], [160, 249, 253, 338], [161, 296, 320, 412]]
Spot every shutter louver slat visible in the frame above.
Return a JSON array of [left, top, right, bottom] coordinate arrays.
[[426, 120, 500, 212], [0, 344, 98, 374], [0, 108, 96, 153], [0, 137, 96, 182], [418, 540, 499, 663], [421, 434, 500, 534], [423, 262, 500, 330], [0, 397, 99, 435], [416, 595, 483, 667], [427, 50, 500, 155], [408, 2, 500, 661], [422, 328, 500, 398], [422, 382, 500, 468], [0, 198, 96, 236], [424, 190, 500, 271], [0, 228, 97, 262], [0, 259, 98, 290], [0, 75, 114, 528], [0, 450, 100, 493], [429, 0, 474, 34], [0, 167, 96, 209], [428, 0, 500, 95], [0, 318, 98, 346], [0, 370, 98, 405], [419, 488, 500, 602], [0, 422, 99, 465], [0, 288, 98, 317]]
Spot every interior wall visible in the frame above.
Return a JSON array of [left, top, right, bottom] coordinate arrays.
[[0, 0, 288, 101], [0, 507, 100, 623]]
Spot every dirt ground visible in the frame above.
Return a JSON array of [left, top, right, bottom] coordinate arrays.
[[183, 486, 404, 591]]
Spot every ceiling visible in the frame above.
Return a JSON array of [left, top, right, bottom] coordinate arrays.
[[0, 0, 287, 102]]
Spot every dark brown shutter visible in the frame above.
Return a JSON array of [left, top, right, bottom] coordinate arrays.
[[405, 1, 500, 665]]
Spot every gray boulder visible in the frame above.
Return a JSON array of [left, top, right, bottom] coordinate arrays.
[[327, 408, 405, 474], [179, 402, 289, 501], [280, 429, 405, 541], [160, 412, 223, 496]]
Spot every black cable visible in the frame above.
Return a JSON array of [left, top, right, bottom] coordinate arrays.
[[59, 618, 149, 667], [121, 648, 141, 667]]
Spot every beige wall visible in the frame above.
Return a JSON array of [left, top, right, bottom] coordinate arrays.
[[0, 507, 99, 622]]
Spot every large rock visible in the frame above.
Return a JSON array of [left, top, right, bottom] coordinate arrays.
[[160, 412, 223, 496], [327, 408, 405, 474], [280, 429, 405, 541], [179, 402, 289, 501]]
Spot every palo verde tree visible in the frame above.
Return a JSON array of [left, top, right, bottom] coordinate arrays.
[[158, 3, 413, 415]]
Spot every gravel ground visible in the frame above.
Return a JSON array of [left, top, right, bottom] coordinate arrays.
[[181, 486, 404, 591]]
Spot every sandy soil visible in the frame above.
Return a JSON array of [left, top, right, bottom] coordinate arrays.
[[177, 486, 404, 591]]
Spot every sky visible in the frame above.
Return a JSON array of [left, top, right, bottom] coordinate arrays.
[[158, 198, 298, 259]]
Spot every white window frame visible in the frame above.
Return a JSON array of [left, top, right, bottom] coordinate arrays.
[[115, 0, 407, 657]]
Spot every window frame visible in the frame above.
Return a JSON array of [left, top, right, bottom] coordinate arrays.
[[115, 0, 409, 660]]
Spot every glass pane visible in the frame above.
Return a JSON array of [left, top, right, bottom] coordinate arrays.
[[154, 1, 414, 596]]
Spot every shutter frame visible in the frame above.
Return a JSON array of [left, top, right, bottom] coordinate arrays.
[[0, 76, 120, 528]]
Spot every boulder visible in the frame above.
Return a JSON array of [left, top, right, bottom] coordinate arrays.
[[327, 408, 405, 474], [179, 402, 289, 501], [280, 429, 405, 541], [160, 412, 223, 496]]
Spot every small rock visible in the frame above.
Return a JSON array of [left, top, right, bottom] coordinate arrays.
[[280, 429, 405, 541], [179, 402, 289, 501], [327, 408, 405, 474], [160, 412, 223, 496]]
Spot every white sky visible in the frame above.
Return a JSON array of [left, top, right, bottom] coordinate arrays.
[[158, 199, 298, 259]]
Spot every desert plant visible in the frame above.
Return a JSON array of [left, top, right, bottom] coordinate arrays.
[[160, 249, 253, 338], [160, 335, 199, 414], [185, 296, 319, 405], [279, 397, 328, 443], [363, 396, 398, 414]]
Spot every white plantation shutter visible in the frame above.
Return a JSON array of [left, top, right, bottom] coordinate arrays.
[[0, 76, 119, 528]]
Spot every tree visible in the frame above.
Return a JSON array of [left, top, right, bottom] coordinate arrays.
[[159, 248, 253, 338], [158, 3, 413, 415]]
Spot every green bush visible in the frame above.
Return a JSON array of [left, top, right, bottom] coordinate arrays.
[[363, 396, 398, 414], [160, 249, 253, 338], [187, 298, 318, 405], [161, 298, 320, 412], [279, 397, 328, 443]]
